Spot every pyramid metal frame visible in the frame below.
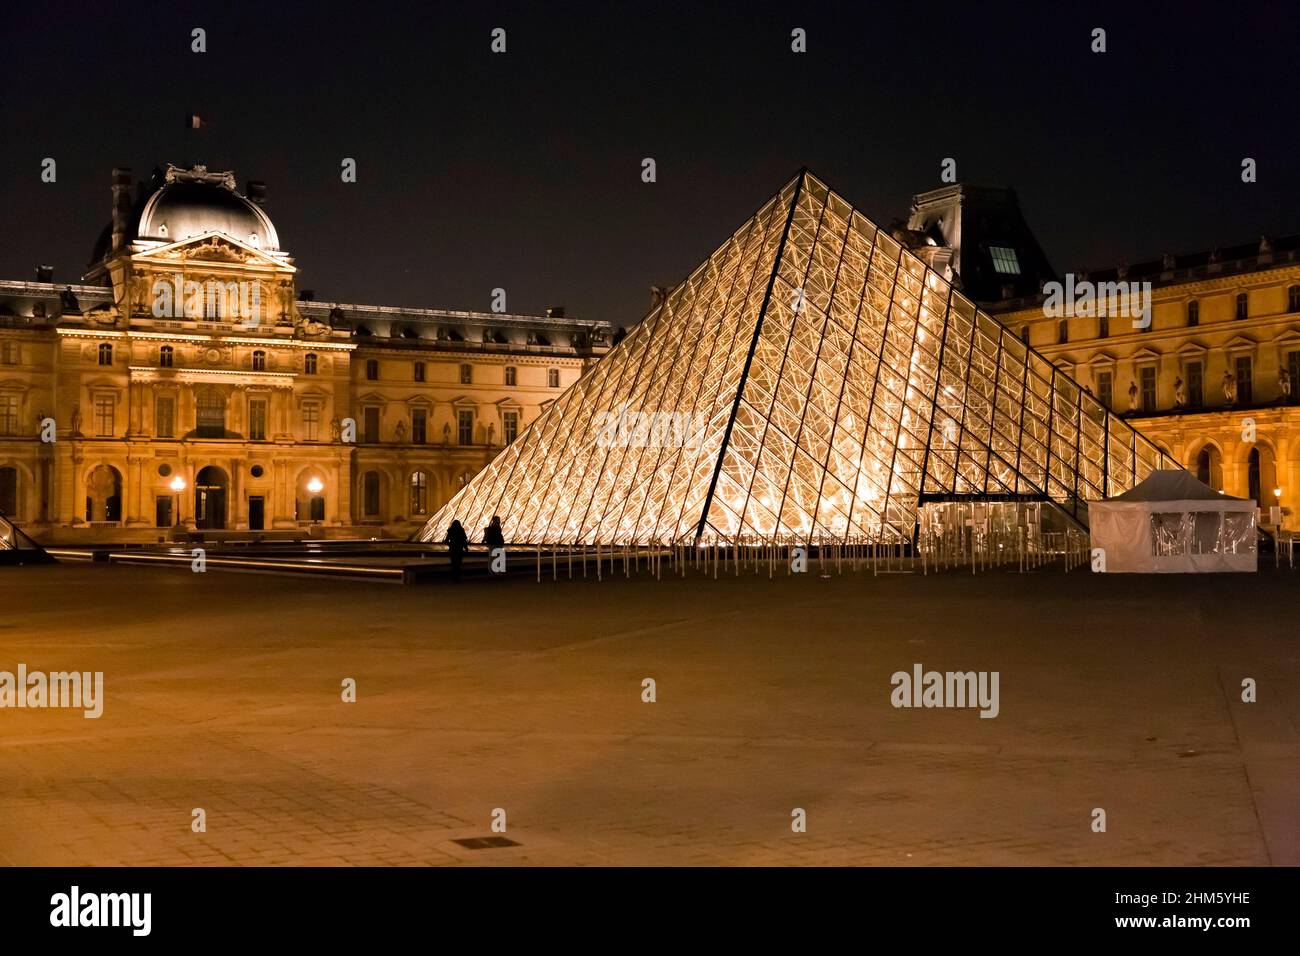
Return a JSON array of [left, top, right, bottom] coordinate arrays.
[[419, 170, 1173, 548]]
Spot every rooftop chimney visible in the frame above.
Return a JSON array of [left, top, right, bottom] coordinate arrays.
[[247, 180, 266, 205], [34, 265, 53, 283], [110, 167, 132, 255], [546, 306, 565, 319]]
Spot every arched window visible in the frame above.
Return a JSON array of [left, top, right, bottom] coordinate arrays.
[[0, 466, 17, 516], [409, 471, 429, 515], [547, 368, 560, 388], [252, 350, 266, 372], [159, 345, 173, 368], [97, 343, 113, 366], [363, 471, 381, 517], [304, 353, 318, 374], [1187, 300, 1199, 326]]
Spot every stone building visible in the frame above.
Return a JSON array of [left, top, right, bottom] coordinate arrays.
[[0, 164, 610, 543], [891, 184, 1300, 530]]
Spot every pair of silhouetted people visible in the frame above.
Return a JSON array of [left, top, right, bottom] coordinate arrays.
[[443, 515, 504, 578]]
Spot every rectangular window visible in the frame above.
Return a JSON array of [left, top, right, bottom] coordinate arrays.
[[503, 410, 519, 444], [989, 246, 1021, 275], [1236, 293, 1248, 321], [366, 359, 379, 381], [0, 395, 18, 436], [505, 366, 517, 386], [364, 406, 381, 443], [1288, 351, 1300, 400], [363, 472, 380, 517], [1187, 361, 1203, 408], [94, 395, 114, 436], [302, 401, 320, 441], [414, 362, 425, 382], [460, 364, 473, 385], [1096, 371, 1112, 410], [1236, 355, 1253, 404], [248, 398, 268, 441], [155, 397, 175, 438], [1139, 366, 1157, 413], [411, 408, 427, 444], [2, 341, 18, 364], [548, 368, 560, 388], [457, 409, 473, 445]]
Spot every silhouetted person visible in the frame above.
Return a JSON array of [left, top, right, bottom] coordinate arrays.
[[484, 515, 505, 550], [445, 520, 469, 579]]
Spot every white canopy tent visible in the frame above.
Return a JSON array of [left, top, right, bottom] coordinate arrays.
[[1088, 469, 1257, 573]]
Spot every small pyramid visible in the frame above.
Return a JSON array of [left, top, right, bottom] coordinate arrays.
[[420, 171, 1171, 547]]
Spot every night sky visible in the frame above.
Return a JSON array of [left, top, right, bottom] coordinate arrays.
[[2, 0, 1297, 326]]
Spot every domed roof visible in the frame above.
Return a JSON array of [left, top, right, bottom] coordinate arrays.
[[90, 164, 280, 264], [139, 166, 279, 250]]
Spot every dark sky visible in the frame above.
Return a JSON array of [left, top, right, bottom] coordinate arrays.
[[2, 0, 1297, 325]]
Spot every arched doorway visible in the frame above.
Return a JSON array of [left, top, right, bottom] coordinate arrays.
[[85, 465, 122, 522], [1247, 445, 1277, 510], [1194, 444, 1223, 491], [195, 465, 228, 529], [294, 468, 327, 523]]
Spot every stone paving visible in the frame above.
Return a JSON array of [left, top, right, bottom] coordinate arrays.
[[0, 561, 1295, 866]]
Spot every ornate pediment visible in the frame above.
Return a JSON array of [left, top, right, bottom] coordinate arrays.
[[154, 236, 253, 263]]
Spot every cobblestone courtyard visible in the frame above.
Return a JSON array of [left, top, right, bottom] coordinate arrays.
[[1, 562, 1295, 866]]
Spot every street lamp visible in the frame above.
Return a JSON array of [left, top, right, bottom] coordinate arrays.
[[169, 474, 187, 529]]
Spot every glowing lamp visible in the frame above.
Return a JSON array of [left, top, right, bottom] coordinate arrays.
[[169, 476, 187, 492], [307, 477, 324, 494]]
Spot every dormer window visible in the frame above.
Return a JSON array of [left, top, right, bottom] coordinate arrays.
[[249, 233, 260, 247], [989, 246, 1021, 275], [158, 223, 168, 238]]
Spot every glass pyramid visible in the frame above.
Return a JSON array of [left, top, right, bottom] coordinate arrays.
[[419, 170, 1172, 548]]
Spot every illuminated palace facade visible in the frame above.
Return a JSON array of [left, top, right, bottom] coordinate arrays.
[[0, 164, 609, 543], [898, 184, 1300, 531], [988, 239, 1300, 530]]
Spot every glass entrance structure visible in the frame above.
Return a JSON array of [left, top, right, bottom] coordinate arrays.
[[420, 170, 1173, 547]]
